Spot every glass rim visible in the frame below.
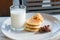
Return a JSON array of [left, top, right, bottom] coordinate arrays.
[[10, 5, 26, 9]]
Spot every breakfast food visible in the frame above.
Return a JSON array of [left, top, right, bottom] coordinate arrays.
[[24, 13, 44, 32], [25, 27, 39, 32], [25, 24, 40, 28], [26, 13, 44, 25]]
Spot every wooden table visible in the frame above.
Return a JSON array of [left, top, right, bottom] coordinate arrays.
[[0, 15, 60, 40]]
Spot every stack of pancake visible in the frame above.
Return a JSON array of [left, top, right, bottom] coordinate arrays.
[[24, 13, 44, 32]]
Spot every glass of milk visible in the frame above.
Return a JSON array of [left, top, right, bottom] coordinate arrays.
[[10, 5, 26, 31]]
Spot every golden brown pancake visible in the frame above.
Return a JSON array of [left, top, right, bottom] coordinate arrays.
[[26, 13, 44, 25], [25, 23, 41, 28], [24, 13, 44, 32], [24, 27, 39, 32]]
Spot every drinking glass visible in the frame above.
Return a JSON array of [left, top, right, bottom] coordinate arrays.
[[10, 5, 26, 31]]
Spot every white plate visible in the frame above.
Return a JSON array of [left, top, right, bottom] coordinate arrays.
[[1, 13, 60, 40]]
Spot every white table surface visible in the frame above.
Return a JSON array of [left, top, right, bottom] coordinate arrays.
[[0, 14, 60, 40]]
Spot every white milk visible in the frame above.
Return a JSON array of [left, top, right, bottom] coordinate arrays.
[[11, 8, 26, 29]]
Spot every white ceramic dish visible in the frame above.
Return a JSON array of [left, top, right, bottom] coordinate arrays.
[[1, 13, 60, 40]]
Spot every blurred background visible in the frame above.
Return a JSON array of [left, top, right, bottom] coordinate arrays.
[[0, 0, 60, 17]]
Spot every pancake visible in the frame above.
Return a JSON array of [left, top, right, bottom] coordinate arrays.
[[25, 24, 41, 28], [32, 13, 44, 22], [24, 27, 39, 32], [26, 19, 42, 25], [24, 13, 44, 32], [26, 13, 44, 25]]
